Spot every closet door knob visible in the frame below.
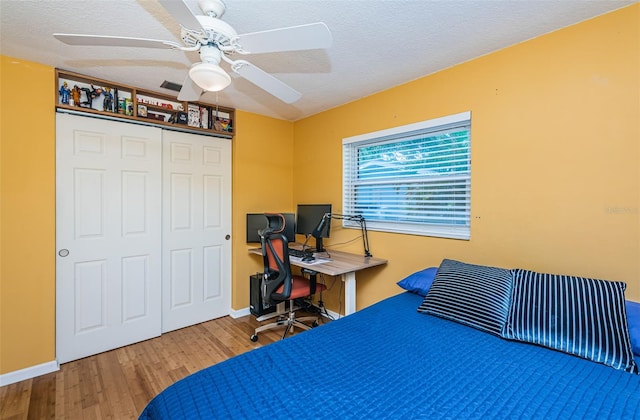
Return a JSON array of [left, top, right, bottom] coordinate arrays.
[[225, 235, 231, 240], [58, 249, 70, 257]]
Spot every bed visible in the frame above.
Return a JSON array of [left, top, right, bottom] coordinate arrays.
[[140, 260, 640, 419]]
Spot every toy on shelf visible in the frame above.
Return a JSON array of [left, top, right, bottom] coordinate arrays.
[[103, 87, 114, 112], [59, 82, 71, 104], [71, 85, 81, 106], [80, 87, 92, 108]]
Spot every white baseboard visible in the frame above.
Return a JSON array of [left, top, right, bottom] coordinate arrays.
[[0, 360, 59, 386], [229, 307, 251, 319], [322, 307, 341, 321]]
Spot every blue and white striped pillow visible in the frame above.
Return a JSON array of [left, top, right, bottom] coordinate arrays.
[[418, 259, 513, 336], [502, 269, 638, 373]]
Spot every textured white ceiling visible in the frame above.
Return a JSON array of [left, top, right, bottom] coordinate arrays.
[[1, 0, 635, 121]]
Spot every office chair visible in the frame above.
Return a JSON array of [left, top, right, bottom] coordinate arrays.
[[250, 213, 326, 341]]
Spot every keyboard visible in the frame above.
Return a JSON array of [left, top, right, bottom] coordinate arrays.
[[288, 248, 331, 265], [288, 248, 310, 258]]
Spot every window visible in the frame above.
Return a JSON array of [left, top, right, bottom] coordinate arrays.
[[342, 112, 471, 240]]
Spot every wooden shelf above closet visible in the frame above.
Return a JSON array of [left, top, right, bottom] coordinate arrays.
[[56, 69, 234, 138]]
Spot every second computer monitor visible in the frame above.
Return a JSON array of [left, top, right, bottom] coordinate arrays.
[[296, 204, 331, 251]]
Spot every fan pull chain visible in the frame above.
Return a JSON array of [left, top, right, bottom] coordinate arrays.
[[215, 92, 219, 119]]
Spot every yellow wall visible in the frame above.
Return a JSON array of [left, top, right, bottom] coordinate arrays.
[[0, 57, 56, 374], [1, 4, 638, 376], [231, 111, 294, 310], [293, 4, 640, 309]]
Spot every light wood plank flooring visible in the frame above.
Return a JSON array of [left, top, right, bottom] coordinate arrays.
[[0, 313, 309, 419]]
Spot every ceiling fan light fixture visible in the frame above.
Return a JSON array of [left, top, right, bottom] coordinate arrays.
[[189, 62, 231, 92]]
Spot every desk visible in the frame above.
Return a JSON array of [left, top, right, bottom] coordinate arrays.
[[249, 246, 387, 315]]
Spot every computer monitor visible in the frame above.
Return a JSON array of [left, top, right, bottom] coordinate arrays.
[[246, 213, 295, 243], [296, 204, 332, 252]]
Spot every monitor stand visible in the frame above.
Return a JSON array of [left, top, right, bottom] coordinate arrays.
[[314, 236, 326, 253]]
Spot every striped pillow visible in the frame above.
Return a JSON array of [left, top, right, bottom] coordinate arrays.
[[418, 259, 513, 336], [502, 269, 638, 373]]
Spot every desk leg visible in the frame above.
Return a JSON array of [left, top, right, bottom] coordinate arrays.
[[342, 271, 356, 316]]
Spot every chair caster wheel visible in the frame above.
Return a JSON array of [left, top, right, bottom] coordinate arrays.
[[250, 334, 258, 342], [312, 320, 319, 327]]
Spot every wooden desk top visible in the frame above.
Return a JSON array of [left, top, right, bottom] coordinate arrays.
[[248, 245, 387, 277]]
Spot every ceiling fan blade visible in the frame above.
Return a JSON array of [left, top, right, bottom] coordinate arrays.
[[236, 22, 332, 54], [177, 73, 203, 101], [54, 33, 182, 49], [231, 60, 301, 104], [158, 0, 205, 32]]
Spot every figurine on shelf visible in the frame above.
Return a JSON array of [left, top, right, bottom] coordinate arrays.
[[59, 82, 71, 104], [80, 87, 92, 108], [91, 85, 103, 100], [71, 85, 81, 107], [103, 87, 114, 112], [214, 117, 232, 132]]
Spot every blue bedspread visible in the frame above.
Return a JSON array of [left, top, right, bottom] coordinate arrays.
[[140, 292, 640, 419]]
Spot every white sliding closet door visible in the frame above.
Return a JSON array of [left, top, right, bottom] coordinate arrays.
[[162, 130, 232, 332], [56, 113, 162, 364]]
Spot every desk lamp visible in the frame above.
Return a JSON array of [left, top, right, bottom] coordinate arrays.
[[312, 213, 372, 257]]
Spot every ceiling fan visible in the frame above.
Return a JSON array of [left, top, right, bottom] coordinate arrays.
[[53, 0, 332, 103]]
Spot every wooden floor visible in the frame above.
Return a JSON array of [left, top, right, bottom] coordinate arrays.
[[0, 313, 307, 419]]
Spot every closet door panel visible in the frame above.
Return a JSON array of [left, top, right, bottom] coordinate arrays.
[[162, 130, 231, 332], [56, 113, 162, 364]]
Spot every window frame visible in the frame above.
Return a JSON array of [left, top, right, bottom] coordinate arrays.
[[342, 111, 471, 240]]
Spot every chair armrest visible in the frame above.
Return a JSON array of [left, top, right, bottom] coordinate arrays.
[[301, 268, 318, 295]]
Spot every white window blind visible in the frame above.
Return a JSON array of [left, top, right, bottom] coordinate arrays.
[[343, 112, 471, 239]]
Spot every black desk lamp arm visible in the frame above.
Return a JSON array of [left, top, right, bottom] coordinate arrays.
[[314, 213, 372, 257]]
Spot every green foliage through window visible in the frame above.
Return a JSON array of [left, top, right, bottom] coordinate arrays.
[[343, 112, 471, 239]]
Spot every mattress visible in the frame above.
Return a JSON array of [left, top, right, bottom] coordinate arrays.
[[140, 292, 640, 419]]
